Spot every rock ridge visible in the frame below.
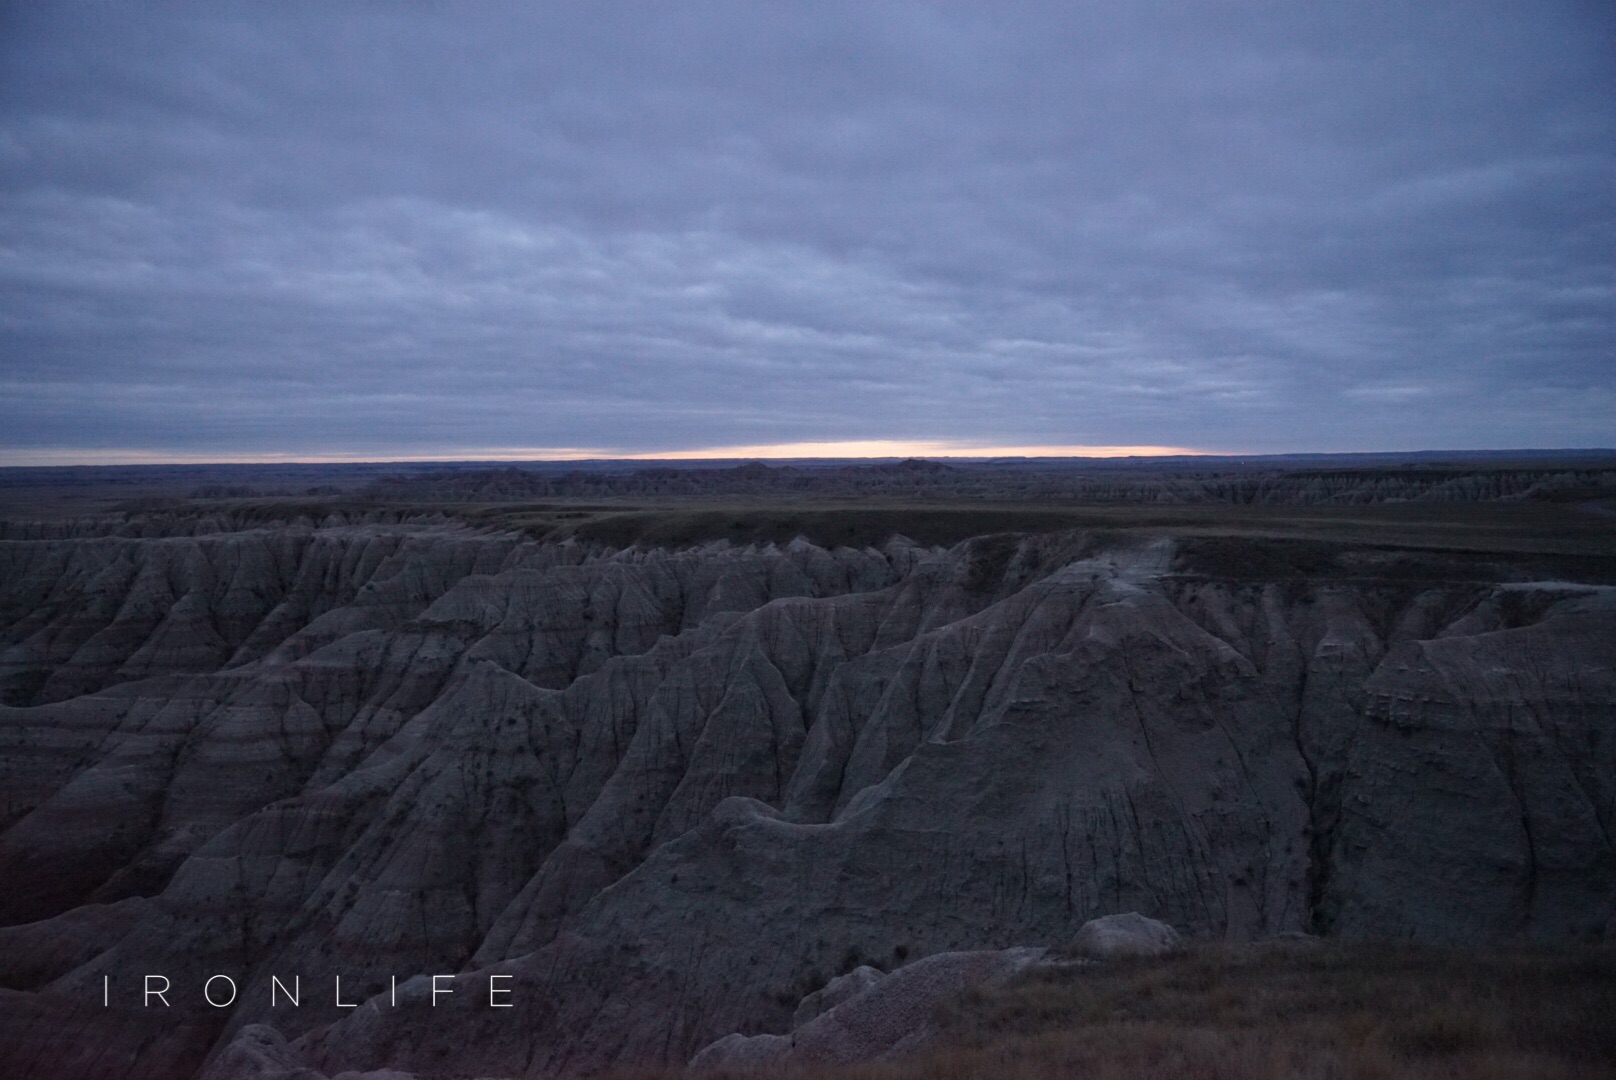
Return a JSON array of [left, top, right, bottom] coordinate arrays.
[[0, 526, 1609, 1078]]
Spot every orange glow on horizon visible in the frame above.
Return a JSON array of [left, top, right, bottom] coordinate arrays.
[[0, 440, 1212, 467], [621, 440, 1207, 460]]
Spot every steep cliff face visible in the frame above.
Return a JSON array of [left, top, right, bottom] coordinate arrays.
[[0, 525, 1610, 1078]]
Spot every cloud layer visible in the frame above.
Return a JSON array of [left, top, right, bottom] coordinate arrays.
[[2, 1, 1612, 459]]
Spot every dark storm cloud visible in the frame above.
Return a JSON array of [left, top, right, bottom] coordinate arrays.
[[1, 1, 1612, 458]]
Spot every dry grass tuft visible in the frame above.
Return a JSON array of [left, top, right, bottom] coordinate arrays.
[[615, 940, 1616, 1080]]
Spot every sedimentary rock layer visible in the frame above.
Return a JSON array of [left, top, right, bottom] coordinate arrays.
[[0, 524, 1610, 1078]]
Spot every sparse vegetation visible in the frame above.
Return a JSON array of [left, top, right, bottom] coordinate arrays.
[[652, 941, 1616, 1079]]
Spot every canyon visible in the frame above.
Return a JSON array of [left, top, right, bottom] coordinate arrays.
[[0, 462, 1612, 1078]]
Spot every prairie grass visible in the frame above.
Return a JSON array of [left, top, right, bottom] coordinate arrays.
[[645, 940, 1616, 1080]]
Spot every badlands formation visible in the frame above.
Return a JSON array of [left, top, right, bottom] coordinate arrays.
[[0, 476, 1612, 1078]]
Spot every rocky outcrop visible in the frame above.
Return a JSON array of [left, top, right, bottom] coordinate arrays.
[[689, 947, 1053, 1071], [1068, 912, 1182, 958], [792, 965, 885, 1028], [0, 524, 1612, 1079]]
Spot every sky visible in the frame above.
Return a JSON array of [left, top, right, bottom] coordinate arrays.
[[1, 2, 1612, 463]]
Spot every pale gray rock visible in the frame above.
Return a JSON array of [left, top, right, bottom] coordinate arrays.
[[0, 526, 1611, 1080], [691, 947, 1049, 1070], [1069, 912, 1182, 958], [793, 964, 885, 1027], [197, 1024, 326, 1080], [687, 1031, 792, 1071]]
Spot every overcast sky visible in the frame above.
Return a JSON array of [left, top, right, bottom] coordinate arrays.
[[1, 2, 1612, 461]]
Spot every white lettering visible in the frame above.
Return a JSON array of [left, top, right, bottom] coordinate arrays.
[[431, 974, 453, 1006], [489, 974, 512, 1007], [271, 975, 300, 1007], [204, 975, 237, 1007], [335, 976, 357, 1008], [144, 975, 170, 1007]]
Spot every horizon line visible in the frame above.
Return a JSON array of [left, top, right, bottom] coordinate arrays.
[[2, 441, 1612, 469], [0, 441, 1216, 467]]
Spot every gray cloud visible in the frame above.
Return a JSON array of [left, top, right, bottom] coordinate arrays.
[[1, 0, 1612, 458]]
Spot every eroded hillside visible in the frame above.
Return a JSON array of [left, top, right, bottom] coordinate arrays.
[[0, 517, 1611, 1079]]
